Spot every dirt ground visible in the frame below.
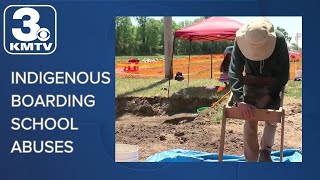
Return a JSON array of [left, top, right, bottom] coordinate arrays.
[[116, 96, 302, 161]]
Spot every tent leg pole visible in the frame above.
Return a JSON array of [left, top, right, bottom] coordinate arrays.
[[211, 50, 213, 79], [211, 41, 214, 79], [188, 39, 191, 87]]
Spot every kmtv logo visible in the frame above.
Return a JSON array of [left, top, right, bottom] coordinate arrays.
[[4, 5, 57, 55]]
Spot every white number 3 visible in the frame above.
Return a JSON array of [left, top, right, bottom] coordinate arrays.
[[12, 7, 40, 42]]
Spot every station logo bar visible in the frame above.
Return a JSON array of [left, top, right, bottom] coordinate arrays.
[[3, 5, 57, 55]]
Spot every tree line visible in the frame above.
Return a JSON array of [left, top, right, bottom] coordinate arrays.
[[116, 17, 293, 56]]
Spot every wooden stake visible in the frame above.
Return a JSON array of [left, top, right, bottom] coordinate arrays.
[[219, 107, 227, 162], [280, 110, 285, 162]]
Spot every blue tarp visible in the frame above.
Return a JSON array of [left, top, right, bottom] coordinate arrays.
[[145, 149, 302, 162]]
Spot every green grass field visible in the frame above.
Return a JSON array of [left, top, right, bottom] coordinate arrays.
[[116, 77, 302, 99], [116, 55, 188, 62], [116, 56, 163, 62], [286, 80, 302, 98]]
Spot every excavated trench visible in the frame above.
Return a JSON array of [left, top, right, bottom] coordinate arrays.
[[116, 96, 217, 117]]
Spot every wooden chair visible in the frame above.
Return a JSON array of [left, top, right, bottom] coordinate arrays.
[[218, 82, 286, 162]]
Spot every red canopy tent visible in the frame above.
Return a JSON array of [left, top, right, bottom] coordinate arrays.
[[175, 17, 243, 42], [167, 17, 243, 96]]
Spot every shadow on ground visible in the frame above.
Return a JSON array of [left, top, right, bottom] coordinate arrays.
[[117, 79, 167, 97]]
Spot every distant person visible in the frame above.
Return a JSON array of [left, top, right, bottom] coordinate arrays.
[[219, 53, 231, 86], [174, 72, 184, 81], [228, 17, 289, 162]]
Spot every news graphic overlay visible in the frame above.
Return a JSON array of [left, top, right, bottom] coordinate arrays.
[[9, 71, 111, 154], [3, 5, 57, 55]]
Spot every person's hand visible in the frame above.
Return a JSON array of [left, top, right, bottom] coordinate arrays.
[[256, 95, 271, 109], [237, 102, 256, 120]]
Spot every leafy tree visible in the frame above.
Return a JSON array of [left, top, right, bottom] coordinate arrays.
[[291, 43, 299, 51], [136, 17, 149, 55], [277, 26, 292, 42], [115, 17, 135, 55], [115, 16, 238, 56], [145, 18, 163, 54]]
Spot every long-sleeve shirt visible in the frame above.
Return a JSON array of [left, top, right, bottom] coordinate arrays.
[[228, 30, 290, 102]]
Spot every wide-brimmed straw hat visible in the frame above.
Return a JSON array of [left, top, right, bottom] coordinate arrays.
[[236, 17, 276, 61]]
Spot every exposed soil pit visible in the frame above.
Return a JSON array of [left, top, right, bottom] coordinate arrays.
[[116, 97, 302, 161], [116, 96, 215, 117]]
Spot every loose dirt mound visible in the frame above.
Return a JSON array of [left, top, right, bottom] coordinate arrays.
[[116, 98, 302, 161]]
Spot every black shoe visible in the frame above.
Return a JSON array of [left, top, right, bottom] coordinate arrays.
[[258, 150, 273, 162]]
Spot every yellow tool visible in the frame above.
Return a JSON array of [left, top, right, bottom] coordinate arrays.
[[211, 90, 231, 108]]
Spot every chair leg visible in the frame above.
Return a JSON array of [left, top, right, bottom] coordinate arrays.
[[219, 107, 227, 162], [280, 110, 285, 162]]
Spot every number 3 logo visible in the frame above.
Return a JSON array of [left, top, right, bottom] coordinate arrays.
[[12, 7, 41, 42]]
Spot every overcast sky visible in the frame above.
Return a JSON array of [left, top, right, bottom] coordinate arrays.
[[131, 16, 302, 47]]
